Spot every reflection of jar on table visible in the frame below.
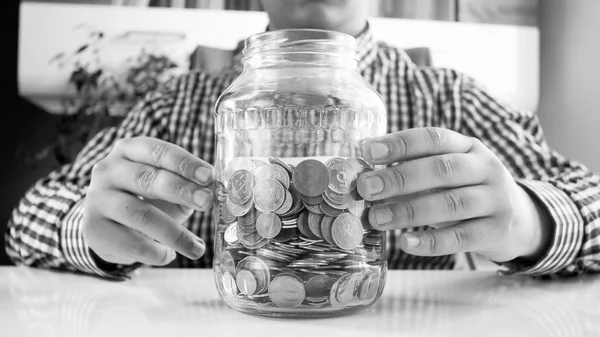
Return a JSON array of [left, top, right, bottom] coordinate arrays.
[[212, 29, 388, 318]]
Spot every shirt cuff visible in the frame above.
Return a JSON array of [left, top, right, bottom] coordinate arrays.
[[499, 180, 584, 276], [60, 197, 139, 280]]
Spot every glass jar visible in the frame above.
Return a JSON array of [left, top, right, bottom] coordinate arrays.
[[212, 29, 388, 318]]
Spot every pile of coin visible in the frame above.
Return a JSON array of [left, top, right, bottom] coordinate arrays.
[[214, 156, 385, 309]]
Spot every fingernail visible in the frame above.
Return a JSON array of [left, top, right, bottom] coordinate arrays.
[[373, 207, 393, 225], [167, 249, 177, 262], [193, 189, 211, 207], [365, 176, 385, 195], [192, 239, 205, 258], [195, 167, 213, 184], [401, 234, 420, 250], [370, 143, 389, 160]]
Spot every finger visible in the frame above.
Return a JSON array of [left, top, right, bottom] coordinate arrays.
[[147, 198, 194, 223], [361, 127, 475, 165], [110, 160, 214, 211], [113, 137, 214, 186], [367, 186, 496, 230], [102, 191, 206, 260], [398, 218, 496, 256], [83, 217, 176, 266], [357, 153, 484, 200]]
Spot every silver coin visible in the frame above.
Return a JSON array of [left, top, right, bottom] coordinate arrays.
[[331, 213, 364, 250], [224, 223, 239, 245], [254, 164, 290, 189], [323, 188, 351, 208], [274, 191, 293, 215], [228, 169, 255, 205], [253, 179, 286, 212], [221, 158, 255, 188], [221, 272, 238, 295], [227, 196, 253, 217], [268, 157, 294, 179], [326, 157, 358, 194], [256, 212, 282, 239], [293, 159, 329, 197], [219, 201, 237, 224]]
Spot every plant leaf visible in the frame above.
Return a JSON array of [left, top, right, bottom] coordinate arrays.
[[75, 44, 89, 54]]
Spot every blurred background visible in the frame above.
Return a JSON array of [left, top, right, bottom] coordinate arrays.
[[3, 0, 599, 266]]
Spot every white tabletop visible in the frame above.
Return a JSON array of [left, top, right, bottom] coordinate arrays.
[[0, 266, 598, 337]]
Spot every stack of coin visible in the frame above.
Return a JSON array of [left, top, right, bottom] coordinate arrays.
[[215, 156, 385, 309]]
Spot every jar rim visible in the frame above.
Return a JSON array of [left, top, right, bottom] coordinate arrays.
[[243, 29, 358, 57]]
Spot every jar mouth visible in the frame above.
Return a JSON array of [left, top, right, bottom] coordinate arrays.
[[243, 29, 358, 59]]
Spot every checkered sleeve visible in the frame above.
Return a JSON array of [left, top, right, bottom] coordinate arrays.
[[5, 88, 176, 278], [457, 74, 600, 276]]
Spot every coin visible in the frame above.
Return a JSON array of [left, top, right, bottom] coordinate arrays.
[[228, 169, 255, 205], [347, 198, 367, 218], [268, 275, 306, 308], [236, 270, 258, 295], [218, 250, 236, 274], [227, 197, 253, 217], [323, 188, 351, 207], [325, 157, 358, 194], [274, 191, 293, 215], [297, 211, 319, 240], [307, 212, 324, 239], [347, 157, 371, 175], [331, 213, 364, 250], [272, 227, 298, 243], [320, 201, 344, 217], [320, 215, 336, 246], [303, 202, 324, 215], [336, 272, 365, 306], [253, 179, 285, 212], [254, 164, 290, 189], [293, 159, 329, 197], [219, 201, 237, 224], [300, 193, 323, 205], [287, 184, 305, 212], [239, 207, 261, 226], [363, 232, 383, 246], [305, 274, 335, 298], [256, 248, 294, 263], [269, 157, 294, 179], [328, 273, 349, 307], [238, 230, 268, 249], [256, 212, 282, 239], [222, 272, 238, 295], [236, 256, 271, 294], [224, 223, 239, 245], [221, 157, 255, 188], [357, 271, 380, 302]]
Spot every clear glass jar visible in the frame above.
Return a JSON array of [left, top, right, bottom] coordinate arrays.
[[212, 29, 388, 318]]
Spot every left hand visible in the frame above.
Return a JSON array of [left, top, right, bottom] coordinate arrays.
[[357, 127, 550, 263]]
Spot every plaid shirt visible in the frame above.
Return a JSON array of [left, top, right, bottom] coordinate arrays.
[[6, 25, 600, 280]]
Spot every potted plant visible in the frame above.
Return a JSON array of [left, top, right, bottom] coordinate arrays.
[[25, 24, 184, 166]]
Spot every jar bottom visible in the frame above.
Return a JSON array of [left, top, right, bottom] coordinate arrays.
[[221, 297, 374, 318]]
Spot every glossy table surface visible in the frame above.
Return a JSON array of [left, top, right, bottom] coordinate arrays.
[[1, 266, 598, 337]]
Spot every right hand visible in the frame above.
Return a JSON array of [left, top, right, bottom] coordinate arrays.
[[82, 137, 215, 266]]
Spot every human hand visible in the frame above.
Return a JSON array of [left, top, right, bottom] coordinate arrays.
[[82, 137, 214, 266], [357, 128, 550, 263]]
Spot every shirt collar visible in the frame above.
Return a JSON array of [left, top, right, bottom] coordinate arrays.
[[232, 22, 379, 71], [354, 22, 379, 72]]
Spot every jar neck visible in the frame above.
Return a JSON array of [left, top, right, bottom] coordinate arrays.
[[243, 51, 358, 70], [241, 29, 359, 70]]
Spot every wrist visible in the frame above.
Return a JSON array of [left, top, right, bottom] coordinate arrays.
[[514, 185, 553, 263]]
